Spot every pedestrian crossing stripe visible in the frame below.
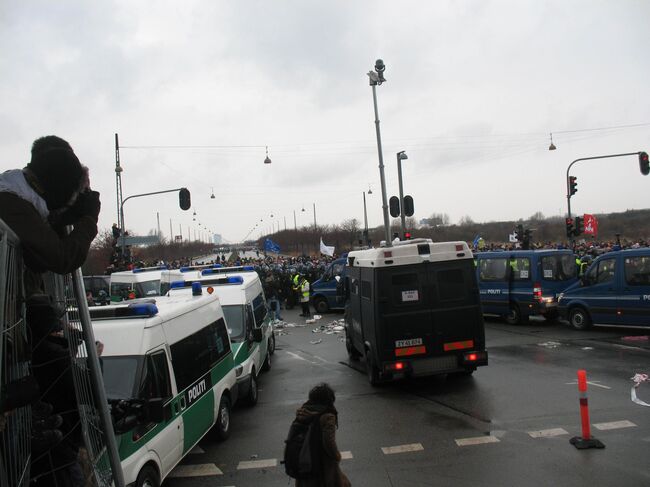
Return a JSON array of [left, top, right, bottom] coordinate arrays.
[[237, 459, 277, 470], [381, 443, 424, 454], [527, 428, 569, 438], [593, 420, 636, 430], [455, 435, 500, 446], [168, 463, 223, 477]]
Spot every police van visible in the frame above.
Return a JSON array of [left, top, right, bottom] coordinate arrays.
[[475, 250, 578, 324], [110, 265, 167, 302], [343, 239, 488, 385], [163, 265, 273, 406], [558, 248, 650, 329], [310, 255, 348, 313], [90, 292, 237, 487]]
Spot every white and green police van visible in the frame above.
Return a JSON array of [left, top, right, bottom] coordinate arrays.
[[162, 265, 274, 407], [90, 292, 236, 487], [109, 265, 167, 302]]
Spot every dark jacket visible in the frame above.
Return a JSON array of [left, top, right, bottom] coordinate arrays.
[[294, 402, 351, 487], [0, 192, 97, 294]]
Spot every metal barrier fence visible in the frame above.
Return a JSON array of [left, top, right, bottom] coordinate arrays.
[[0, 220, 31, 487], [0, 218, 123, 487]]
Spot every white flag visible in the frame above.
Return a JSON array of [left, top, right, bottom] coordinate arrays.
[[508, 233, 518, 243], [320, 237, 335, 256]]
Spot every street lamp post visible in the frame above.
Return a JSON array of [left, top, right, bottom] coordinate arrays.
[[396, 151, 408, 237], [367, 59, 392, 247]]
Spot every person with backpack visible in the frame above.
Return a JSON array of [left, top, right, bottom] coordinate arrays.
[[284, 383, 350, 487]]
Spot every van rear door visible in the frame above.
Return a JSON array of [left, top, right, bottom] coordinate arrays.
[[375, 266, 430, 362], [427, 260, 484, 354]]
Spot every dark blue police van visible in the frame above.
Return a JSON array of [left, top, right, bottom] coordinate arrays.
[[558, 248, 650, 329], [475, 250, 578, 324], [310, 255, 348, 313]]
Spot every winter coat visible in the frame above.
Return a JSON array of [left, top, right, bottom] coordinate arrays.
[[294, 402, 351, 487], [0, 190, 97, 295]]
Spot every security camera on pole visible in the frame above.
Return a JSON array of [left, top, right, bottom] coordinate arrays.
[[367, 59, 393, 247]]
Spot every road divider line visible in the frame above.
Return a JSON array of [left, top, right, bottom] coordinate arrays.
[[593, 420, 636, 430], [285, 351, 319, 365], [237, 459, 277, 470], [381, 443, 424, 455], [168, 464, 223, 477], [455, 435, 500, 446], [527, 428, 569, 438], [340, 451, 353, 460]]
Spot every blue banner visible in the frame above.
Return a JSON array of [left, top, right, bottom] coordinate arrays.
[[264, 238, 281, 253]]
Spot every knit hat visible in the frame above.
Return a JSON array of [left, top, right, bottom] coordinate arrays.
[[27, 147, 84, 210]]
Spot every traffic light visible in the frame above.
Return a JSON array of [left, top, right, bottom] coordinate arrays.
[[640, 151, 649, 176], [403, 195, 414, 217], [178, 188, 191, 210], [565, 218, 574, 238], [389, 196, 400, 218], [574, 216, 584, 236], [569, 176, 578, 196]]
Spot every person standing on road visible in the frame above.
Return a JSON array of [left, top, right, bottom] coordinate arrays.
[[297, 274, 311, 318], [293, 383, 351, 487]]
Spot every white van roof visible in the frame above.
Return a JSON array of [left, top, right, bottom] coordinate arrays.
[[110, 266, 168, 284], [91, 293, 222, 356], [348, 239, 473, 268], [165, 270, 261, 306]]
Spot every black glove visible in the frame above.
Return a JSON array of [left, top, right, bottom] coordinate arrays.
[[80, 190, 101, 222]]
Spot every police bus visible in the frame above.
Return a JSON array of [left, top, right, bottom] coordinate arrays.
[[343, 239, 488, 385], [91, 292, 237, 487]]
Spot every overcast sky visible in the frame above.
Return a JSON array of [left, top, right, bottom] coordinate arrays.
[[2, 0, 649, 243]]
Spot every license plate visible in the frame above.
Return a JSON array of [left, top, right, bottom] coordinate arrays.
[[395, 338, 423, 347]]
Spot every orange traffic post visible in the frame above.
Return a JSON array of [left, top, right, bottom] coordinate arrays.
[[570, 369, 605, 449]]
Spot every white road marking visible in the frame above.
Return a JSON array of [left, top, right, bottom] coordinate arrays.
[[168, 464, 223, 477], [237, 458, 278, 470], [528, 428, 569, 438], [340, 451, 353, 460], [285, 351, 319, 365], [593, 420, 637, 430], [189, 446, 205, 454], [455, 435, 500, 446], [565, 380, 611, 390], [381, 443, 424, 454]]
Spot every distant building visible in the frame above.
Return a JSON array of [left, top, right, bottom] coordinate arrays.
[[213, 234, 223, 245]]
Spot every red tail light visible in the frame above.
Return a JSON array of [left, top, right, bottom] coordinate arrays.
[[533, 282, 542, 302]]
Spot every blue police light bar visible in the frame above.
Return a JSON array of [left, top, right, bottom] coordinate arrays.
[[213, 264, 223, 268], [242, 266, 255, 271], [88, 302, 159, 319], [168, 276, 244, 289], [226, 276, 244, 284], [170, 281, 186, 289], [192, 282, 203, 296], [132, 265, 168, 273]]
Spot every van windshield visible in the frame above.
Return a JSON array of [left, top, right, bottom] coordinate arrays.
[[101, 356, 141, 400], [135, 280, 160, 297], [541, 254, 577, 281], [222, 305, 245, 341]]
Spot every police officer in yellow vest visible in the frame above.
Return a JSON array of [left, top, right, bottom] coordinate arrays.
[[295, 274, 311, 318]]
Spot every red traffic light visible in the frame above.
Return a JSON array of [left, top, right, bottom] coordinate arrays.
[[640, 151, 649, 176]]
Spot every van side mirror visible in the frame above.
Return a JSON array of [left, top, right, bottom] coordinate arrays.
[[251, 327, 263, 343], [146, 398, 168, 423]]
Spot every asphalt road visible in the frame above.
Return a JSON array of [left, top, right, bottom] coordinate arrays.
[[166, 308, 650, 487]]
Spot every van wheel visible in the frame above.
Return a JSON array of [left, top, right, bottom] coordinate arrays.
[[269, 333, 276, 355], [570, 307, 592, 330], [365, 351, 381, 386], [215, 396, 231, 441], [313, 297, 329, 314], [505, 305, 521, 325], [345, 334, 361, 361], [246, 373, 258, 406], [262, 349, 272, 372], [136, 465, 159, 487]]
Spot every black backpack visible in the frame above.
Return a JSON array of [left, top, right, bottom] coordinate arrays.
[[283, 414, 323, 479]]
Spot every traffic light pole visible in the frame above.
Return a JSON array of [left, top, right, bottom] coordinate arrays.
[[120, 188, 186, 254], [566, 151, 641, 221]]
